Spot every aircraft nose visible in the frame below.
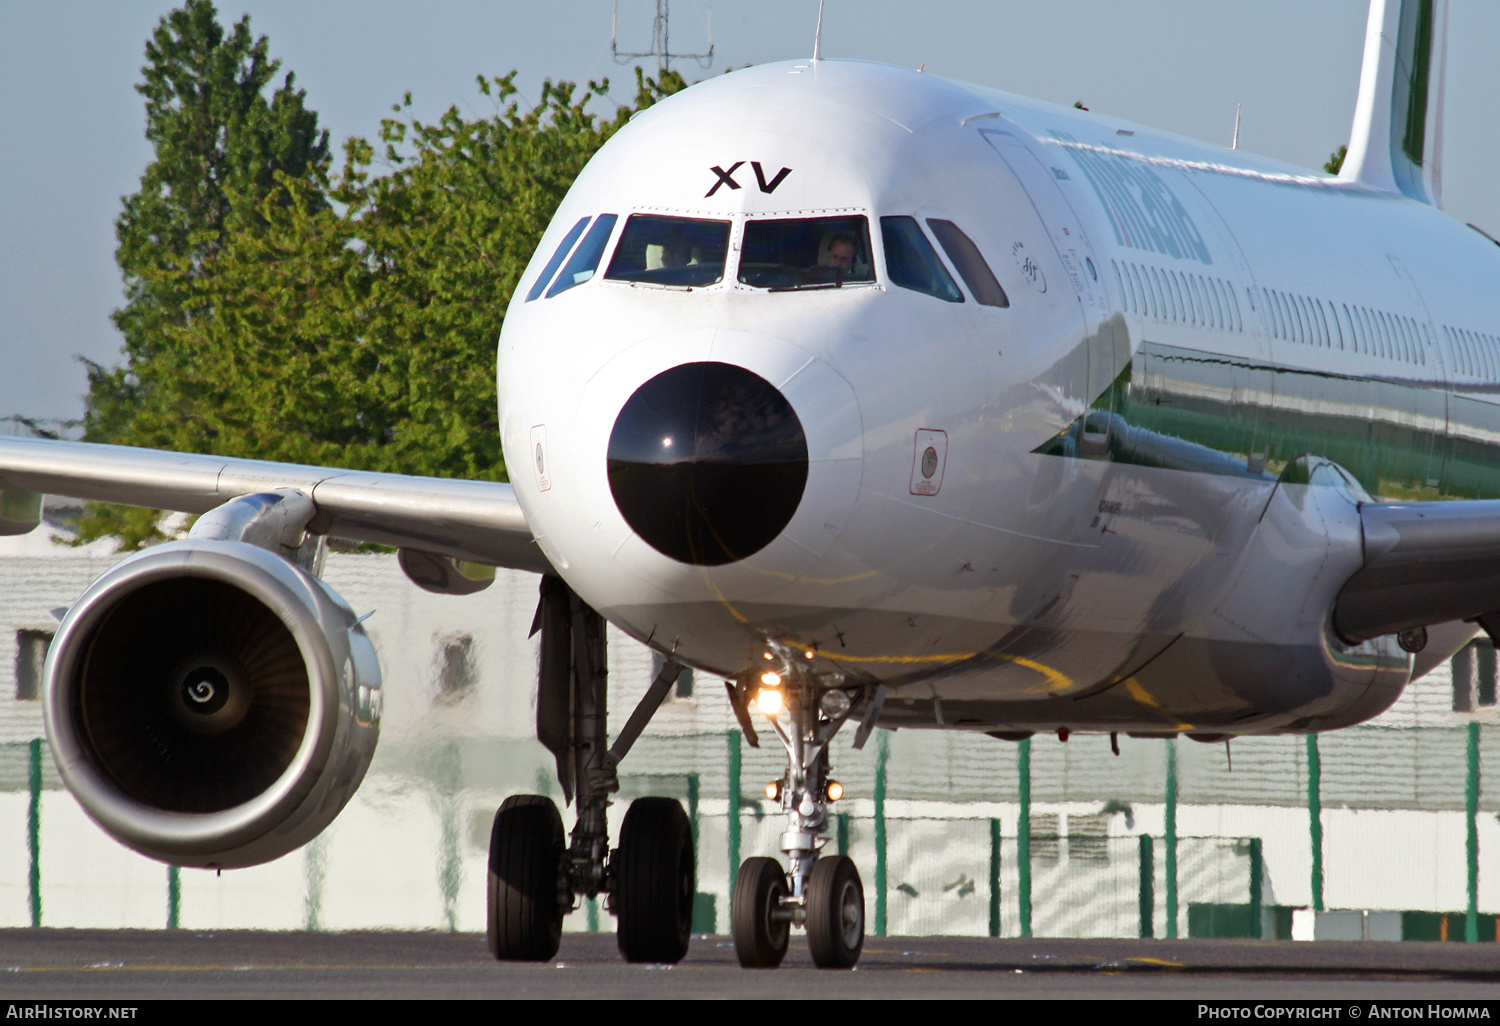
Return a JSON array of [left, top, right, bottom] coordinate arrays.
[[607, 362, 808, 566]]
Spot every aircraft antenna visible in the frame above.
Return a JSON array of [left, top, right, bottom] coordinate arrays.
[[812, 1, 825, 61], [1231, 103, 1242, 150], [612, 0, 714, 74]]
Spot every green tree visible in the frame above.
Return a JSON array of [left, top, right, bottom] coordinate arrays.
[[1325, 145, 1347, 175], [82, 14, 685, 546], [82, 0, 330, 546]]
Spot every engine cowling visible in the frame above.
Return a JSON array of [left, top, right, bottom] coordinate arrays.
[[43, 539, 381, 868]]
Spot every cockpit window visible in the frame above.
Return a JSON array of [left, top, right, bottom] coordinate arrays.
[[879, 216, 963, 303], [546, 214, 618, 298], [926, 219, 1009, 308], [738, 216, 875, 290], [526, 215, 591, 302], [605, 214, 731, 287]]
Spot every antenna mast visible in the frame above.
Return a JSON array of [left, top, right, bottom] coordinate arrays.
[[612, 1, 714, 74]]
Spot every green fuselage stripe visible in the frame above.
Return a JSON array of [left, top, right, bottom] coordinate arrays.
[[1039, 341, 1500, 502]]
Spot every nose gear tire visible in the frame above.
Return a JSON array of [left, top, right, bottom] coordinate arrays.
[[732, 856, 791, 968], [486, 794, 565, 962], [615, 797, 695, 964], [806, 855, 864, 969]]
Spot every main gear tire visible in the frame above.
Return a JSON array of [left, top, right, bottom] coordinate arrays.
[[615, 797, 695, 964], [486, 794, 566, 961]]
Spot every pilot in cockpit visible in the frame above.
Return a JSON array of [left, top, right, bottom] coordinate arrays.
[[821, 233, 857, 273], [657, 235, 693, 269]]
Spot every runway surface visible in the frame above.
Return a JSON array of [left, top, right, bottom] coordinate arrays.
[[3, 930, 1500, 999]]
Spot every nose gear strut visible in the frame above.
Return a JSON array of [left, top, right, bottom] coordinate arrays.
[[729, 641, 879, 969]]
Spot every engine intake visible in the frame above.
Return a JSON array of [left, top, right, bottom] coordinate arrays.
[[44, 539, 381, 868]]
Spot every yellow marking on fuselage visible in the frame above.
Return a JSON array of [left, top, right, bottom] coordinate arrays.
[[1124, 677, 1194, 730]]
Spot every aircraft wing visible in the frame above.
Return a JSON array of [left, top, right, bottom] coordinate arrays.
[[0, 435, 551, 575], [1334, 499, 1500, 643]]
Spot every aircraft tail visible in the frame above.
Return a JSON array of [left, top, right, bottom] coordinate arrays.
[[1339, 0, 1448, 206]]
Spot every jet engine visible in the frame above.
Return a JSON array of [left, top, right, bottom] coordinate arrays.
[[43, 537, 381, 869]]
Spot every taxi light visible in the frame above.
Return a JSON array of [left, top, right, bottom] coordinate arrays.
[[766, 780, 782, 801], [819, 688, 852, 718], [826, 780, 844, 802], [760, 671, 782, 688], [756, 688, 784, 716]]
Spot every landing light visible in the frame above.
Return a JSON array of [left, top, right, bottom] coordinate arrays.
[[766, 780, 782, 801], [756, 688, 784, 716], [760, 671, 782, 688], [826, 780, 844, 802]]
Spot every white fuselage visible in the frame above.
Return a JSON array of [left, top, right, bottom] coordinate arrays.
[[498, 60, 1500, 737]]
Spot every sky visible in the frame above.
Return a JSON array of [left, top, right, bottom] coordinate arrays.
[[2, 0, 1497, 422]]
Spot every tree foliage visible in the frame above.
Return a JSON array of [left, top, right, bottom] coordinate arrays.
[[82, 0, 685, 547], [1325, 144, 1347, 175]]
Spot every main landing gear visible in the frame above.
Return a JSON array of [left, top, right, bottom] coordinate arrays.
[[486, 577, 696, 964], [727, 643, 884, 969]]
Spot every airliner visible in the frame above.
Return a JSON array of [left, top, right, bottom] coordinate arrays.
[[0, 0, 1490, 970]]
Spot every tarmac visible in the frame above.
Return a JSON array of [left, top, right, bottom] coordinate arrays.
[[3, 930, 1500, 1000]]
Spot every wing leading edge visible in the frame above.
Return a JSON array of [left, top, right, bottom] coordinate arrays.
[[0, 436, 551, 575]]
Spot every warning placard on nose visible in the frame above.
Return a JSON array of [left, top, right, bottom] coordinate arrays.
[[909, 429, 948, 496]]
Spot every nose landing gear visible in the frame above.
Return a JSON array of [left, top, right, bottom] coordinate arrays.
[[728, 646, 882, 969]]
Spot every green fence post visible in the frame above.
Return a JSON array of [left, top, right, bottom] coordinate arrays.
[[1249, 837, 1263, 939], [837, 812, 849, 858], [167, 866, 181, 930], [1307, 733, 1323, 912], [1165, 739, 1178, 938], [874, 730, 888, 937], [687, 772, 701, 857], [28, 738, 42, 928], [988, 818, 1001, 938], [1018, 736, 1032, 938], [1467, 721, 1480, 943], [728, 730, 742, 893], [1139, 834, 1154, 938]]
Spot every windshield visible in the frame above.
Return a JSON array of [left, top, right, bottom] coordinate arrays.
[[605, 214, 731, 287], [738, 216, 874, 290]]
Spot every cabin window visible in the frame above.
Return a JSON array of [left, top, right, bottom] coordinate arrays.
[[1204, 276, 1223, 329], [1191, 274, 1207, 326], [526, 216, 591, 302], [1147, 267, 1166, 320], [604, 214, 731, 288], [546, 214, 619, 298], [1447, 327, 1466, 375], [1316, 299, 1334, 349], [879, 217, 962, 303], [1133, 264, 1154, 319], [926, 219, 1009, 307], [1167, 272, 1185, 323], [739, 215, 874, 290], [1112, 261, 1131, 314], [1230, 283, 1244, 332]]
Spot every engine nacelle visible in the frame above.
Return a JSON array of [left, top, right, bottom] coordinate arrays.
[[43, 539, 381, 868]]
